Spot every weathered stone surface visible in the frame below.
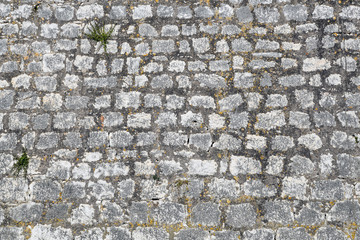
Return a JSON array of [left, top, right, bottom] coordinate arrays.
[[264, 201, 294, 225], [0, 1, 357, 236], [226, 203, 257, 227], [191, 203, 220, 226]]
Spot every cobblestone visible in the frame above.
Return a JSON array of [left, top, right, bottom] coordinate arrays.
[[0, 1, 358, 238]]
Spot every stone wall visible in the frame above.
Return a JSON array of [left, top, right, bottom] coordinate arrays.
[[0, 0, 360, 239]]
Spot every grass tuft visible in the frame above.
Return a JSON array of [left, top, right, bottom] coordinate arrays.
[[86, 20, 115, 54], [11, 148, 30, 178]]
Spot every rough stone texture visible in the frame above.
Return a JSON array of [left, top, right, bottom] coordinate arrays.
[[0, 1, 358, 239]]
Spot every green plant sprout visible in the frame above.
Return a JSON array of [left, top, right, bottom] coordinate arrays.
[[353, 135, 359, 144], [153, 174, 160, 181], [11, 148, 30, 178], [86, 20, 115, 54]]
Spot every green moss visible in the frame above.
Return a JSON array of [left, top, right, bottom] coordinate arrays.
[[11, 148, 30, 178]]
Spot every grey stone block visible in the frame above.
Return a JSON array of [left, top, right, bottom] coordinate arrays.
[[76, 228, 103, 240], [0, 154, 13, 176], [46, 203, 69, 220], [109, 131, 133, 148], [337, 111, 360, 128], [0, 90, 15, 110], [235, 7, 253, 22], [278, 74, 305, 87], [158, 160, 182, 175], [157, 5, 174, 17], [89, 180, 115, 200], [70, 204, 95, 225], [118, 179, 135, 198], [283, 5, 308, 21], [61, 23, 80, 38], [0, 133, 16, 150], [213, 231, 240, 240], [47, 160, 71, 180], [63, 132, 82, 148], [177, 6, 192, 19], [271, 136, 294, 151], [264, 201, 294, 225], [133, 228, 169, 240], [63, 181, 86, 199], [151, 74, 173, 88], [266, 94, 287, 108], [36, 132, 59, 149], [313, 5, 334, 19], [218, 94, 243, 111], [16, 92, 40, 109], [106, 227, 131, 240], [130, 202, 148, 224], [255, 110, 285, 130], [55, 5, 74, 21], [191, 203, 220, 226], [175, 229, 210, 240], [115, 91, 141, 109], [0, 178, 28, 202], [0, 228, 24, 240], [221, 25, 241, 35], [311, 180, 344, 200], [289, 155, 315, 176], [152, 203, 186, 224], [243, 229, 275, 240], [298, 133, 322, 150], [295, 204, 324, 225], [213, 134, 242, 151], [188, 159, 217, 176], [163, 132, 187, 146], [255, 7, 279, 23], [100, 201, 123, 222], [315, 226, 347, 240], [9, 202, 43, 222], [189, 96, 215, 109], [76, 4, 104, 19], [289, 111, 310, 128], [53, 112, 76, 129], [327, 200, 360, 223], [337, 153, 360, 179], [9, 112, 29, 130], [30, 180, 61, 201], [189, 133, 212, 151], [152, 40, 175, 53], [161, 25, 179, 36], [43, 53, 64, 72], [109, 6, 126, 19], [282, 176, 307, 200], [229, 112, 249, 129], [276, 228, 311, 240], [133, 5, 152, 19], [226, 203, 257, 227], [88, 131, 108, 148], [65, 96, 89, 109], [194, 6, 214, 18], [244, 179, 277, 197], [230, 156, 261, 175], [155, 112, 177, 128]]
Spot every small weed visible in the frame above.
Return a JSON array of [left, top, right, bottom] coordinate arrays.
[[86, 20, 115, 54], [153, 174, 160, 181], [175, 180, 189, 188], [33, 1, 41, 12], [11, 148, 30, 178], [353, 135, 359, 144]]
